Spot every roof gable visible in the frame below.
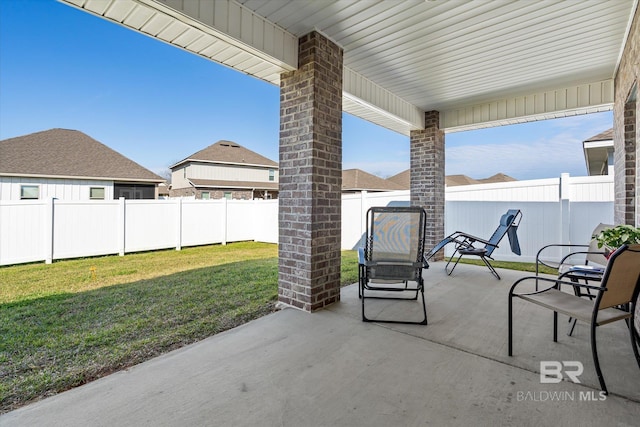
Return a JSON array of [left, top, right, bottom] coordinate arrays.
[[173, 140, 278, 169], [387, 170, 517, 188], [342, 169, 404, 191], [0, 129, 164, 182]]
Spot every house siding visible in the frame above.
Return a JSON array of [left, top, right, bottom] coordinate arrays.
[[0, 177, 114, 201], [187, 163, 277, 182], [170, 162, 278, 200]]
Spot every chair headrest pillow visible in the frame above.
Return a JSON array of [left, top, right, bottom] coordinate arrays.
[[500, 213, 514, 227]]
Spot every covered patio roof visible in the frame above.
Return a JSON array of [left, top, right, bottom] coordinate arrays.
[[60, 0, 636, 134]]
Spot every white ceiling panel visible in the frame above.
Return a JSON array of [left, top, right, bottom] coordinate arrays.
[[61, 0, 637, 133]]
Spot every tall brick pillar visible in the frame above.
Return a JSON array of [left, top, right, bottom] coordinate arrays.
[[278, 31, 343, 312], [613, 5, 639, 226], [410, 111, 445, 259]]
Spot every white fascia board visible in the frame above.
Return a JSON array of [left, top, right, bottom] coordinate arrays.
[[149, 0, 297, 70], [583, 140, 614, 149], [60, 0, 297, 86], [343, 67, 424, 135], [442, 79, 614, 133]]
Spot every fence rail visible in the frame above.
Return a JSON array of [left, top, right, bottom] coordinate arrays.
[[0, 174, 614, 266]]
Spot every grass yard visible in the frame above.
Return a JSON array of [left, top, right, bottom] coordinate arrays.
[[0, 242, 359, 413]]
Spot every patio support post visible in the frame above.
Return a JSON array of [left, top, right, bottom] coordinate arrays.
[[277, 31, 343, 312], [410, 111, 445, 260], [613, 5, 639, 227]]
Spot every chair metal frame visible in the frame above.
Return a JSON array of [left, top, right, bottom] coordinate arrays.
[[535, 223, 612, 334], [359, 206, 429, 325], [426, 209, 522, 280], [508, 244, 640, 394]]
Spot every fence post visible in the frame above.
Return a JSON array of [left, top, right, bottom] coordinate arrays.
[[44, 197, 55, 264], [118, 197, 126, 256], [559, 173, 571, 257], [222, 197, 228, 245], [360, 190, 368, 238], [176, 198, 182, 251]]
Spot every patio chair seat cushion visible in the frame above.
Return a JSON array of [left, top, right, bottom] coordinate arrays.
[[516, 289, 631, 326], [458, 247, 487, 256]]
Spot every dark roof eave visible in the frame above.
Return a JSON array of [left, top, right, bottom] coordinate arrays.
[[0, 172, 163, 183]]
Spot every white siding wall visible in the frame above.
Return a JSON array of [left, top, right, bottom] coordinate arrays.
[[187, 163, 277, 182], [170, 166, 191, 189], [0, 176, 114, 201]]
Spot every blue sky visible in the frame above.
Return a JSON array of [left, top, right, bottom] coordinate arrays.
[[0, 0, 613, 180]]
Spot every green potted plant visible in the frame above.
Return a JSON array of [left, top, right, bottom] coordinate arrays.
[[594, 224, 640, 256]]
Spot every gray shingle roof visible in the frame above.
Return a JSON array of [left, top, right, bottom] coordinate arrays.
[[342, 169, 405, 191], [0, 128, 164, 182], [172, 140, 278, 169], [387, 170, 516, 187], [477, 173, 517, 184], [584, 128, 613, 142]]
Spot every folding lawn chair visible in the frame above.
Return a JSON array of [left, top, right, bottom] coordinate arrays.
[[425, 209, 522, 279], [359, 206, 429, 324]]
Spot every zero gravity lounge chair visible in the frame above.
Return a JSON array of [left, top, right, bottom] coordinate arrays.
[[359, 206, 429, 324], [425, 209, 522, 280]]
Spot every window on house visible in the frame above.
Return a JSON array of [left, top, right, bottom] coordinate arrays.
[[90, 187, 105, 200], [20, 185, 39, 200], [269, 169, 275, 181], [201, 192, 210, 200], [114, 184, 155, 199], [224, 192, 232, 200]]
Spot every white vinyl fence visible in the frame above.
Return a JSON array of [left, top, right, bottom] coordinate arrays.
[[0, 198, 278, 266], [0, 174, 613, 266]]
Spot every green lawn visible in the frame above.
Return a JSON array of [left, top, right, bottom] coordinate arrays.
[[0, 243, 550, 413], [0, 242, 359, 413]]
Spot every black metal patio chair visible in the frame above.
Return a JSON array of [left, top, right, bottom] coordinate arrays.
[[508, 244, 640, 395], [359, 206, 429, 325], [425, 209, 522, 279], [535, 223, 612, 335]]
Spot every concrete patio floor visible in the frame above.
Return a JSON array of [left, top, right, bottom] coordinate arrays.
[[2, 262, 639, 426]]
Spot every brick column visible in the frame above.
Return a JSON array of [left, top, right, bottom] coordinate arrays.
[[278, 31, 343, 312], [410, 111, 445, 259], [613, 5, 639, 226]]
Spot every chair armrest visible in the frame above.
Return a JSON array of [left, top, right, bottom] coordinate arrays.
[[454, 232, 493, 247], [559, 250, 606, 266], [358, 247, 365, 265], [509, 275, 606, 297], [535, 244, 590, 274]]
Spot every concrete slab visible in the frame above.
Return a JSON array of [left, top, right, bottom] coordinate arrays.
[[337, 262, 640, 401], [2, 262, 639, 426]]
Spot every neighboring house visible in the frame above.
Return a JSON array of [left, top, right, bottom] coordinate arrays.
[[0, 129, 164, 201], [157, 182, 170, 199], [169, 140, 278, 200], [387, 170, 517, 188], [582, 128, 613, 176], [342, 169, 405, 193]]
